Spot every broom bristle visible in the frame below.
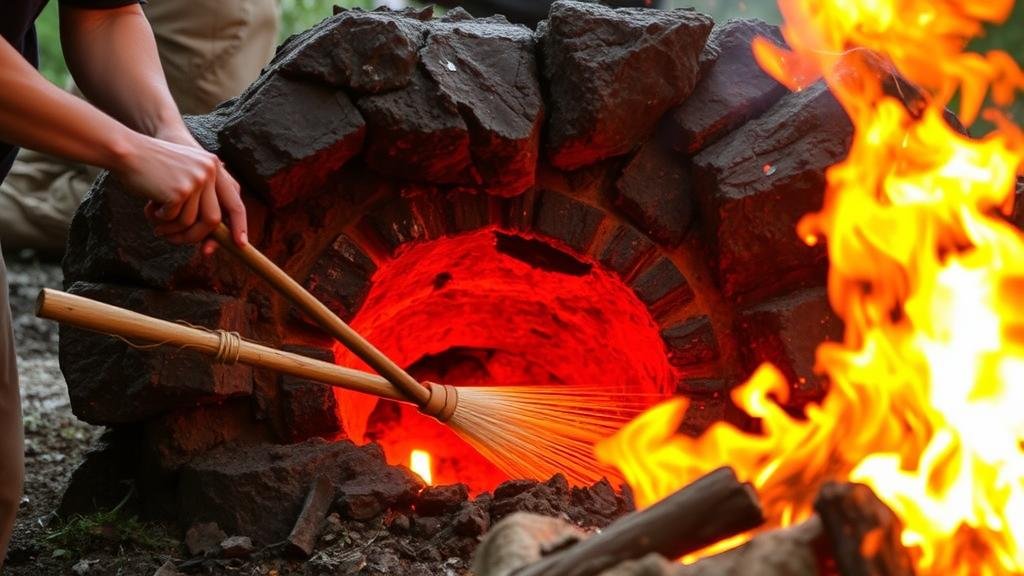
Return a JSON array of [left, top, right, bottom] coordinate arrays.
[[446, 386, 664, 486]]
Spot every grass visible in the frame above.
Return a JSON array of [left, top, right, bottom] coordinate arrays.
[[44, 491, 176, 557]]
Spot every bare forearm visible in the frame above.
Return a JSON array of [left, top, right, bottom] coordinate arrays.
[[0, 39, 135, 170], [60, 4, 186, 139]]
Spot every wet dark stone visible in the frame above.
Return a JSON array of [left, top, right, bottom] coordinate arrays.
[[692, 81, 852, 304], [597, 223, 657, 277], [303, 233, 377, 324], [614, 140, 694, 246], [59, 283, 253, 425], [279, 346, 343, 442], [666, 19, 788, 153], [357, 67, 475, 184], [219, 74, 366, 208], [661, 315, 718, 368], [533, 190, 605, 253], [541, 1, 713, 169], [416, 484, 470, 517], [277, 10, 425, 93], [739, 288, 843, 406], [422, 18, 544, 196]]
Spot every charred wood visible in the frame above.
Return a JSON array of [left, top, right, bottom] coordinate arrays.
[[814, 482, 915, 576]]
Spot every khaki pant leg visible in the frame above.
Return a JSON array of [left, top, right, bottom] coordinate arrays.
[[0, 149, 97, 257], [0, 251, 24, 569], [144, 0, 280, 116]]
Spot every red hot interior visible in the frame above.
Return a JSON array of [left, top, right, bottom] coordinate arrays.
[[332, 228, 676, 491]]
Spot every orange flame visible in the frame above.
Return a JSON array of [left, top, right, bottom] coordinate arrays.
[[411, 449, 433, 485], [597, 1, 1024, 574]]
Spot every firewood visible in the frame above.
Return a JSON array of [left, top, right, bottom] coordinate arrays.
[[286, 476, 335, 558], [814, 482, 915, 576], [514, 467, 764, 576], [676, 517, 823, 576]]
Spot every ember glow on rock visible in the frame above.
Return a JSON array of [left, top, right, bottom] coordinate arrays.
[[597, 1, 1024, 574], [333, 228, 675, 490]]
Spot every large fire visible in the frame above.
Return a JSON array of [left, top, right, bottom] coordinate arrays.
[[597, 1, 1024, 575]]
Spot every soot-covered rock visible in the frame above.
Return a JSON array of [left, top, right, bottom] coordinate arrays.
[[661, 315, 718, 369], [422, 18, 544, 196], [533, 190, 605, 253], [490, 474, 633, 527], [357, 68, 475, 184], [65, 174, 229, 290], [416, 483, 470, 516], [219, 74, 366, 208], [334, 443, 424, 521], [59, 282, 253, 425], [277, 10, 425, 93], [541, 1, 713, 169], [278, 346, 343, 442], [597, 222, 657, 278], [614, 140, 694, 246], [692, 81, 853, 303], [739, 288, 843, 405], [178, 439, 422, 544], [666, 19, 788, 153]]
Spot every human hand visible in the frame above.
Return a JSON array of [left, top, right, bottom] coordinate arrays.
[[110, 128, 248, 254]]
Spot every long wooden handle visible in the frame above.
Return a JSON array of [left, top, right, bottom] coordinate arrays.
[[36, 288, 409, 404], [212, 224, 430, 406]]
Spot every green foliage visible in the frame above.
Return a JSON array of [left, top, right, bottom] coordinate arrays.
[[45, 493, 175, 555]]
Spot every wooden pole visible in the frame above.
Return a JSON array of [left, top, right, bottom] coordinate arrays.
[[212, 224, 431, 406], [814, 482, 916, 576], [515, 467, 764, 576], [36, 288, 410, 404]]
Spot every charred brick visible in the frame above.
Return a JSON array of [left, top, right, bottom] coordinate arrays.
[[219, 74, 366, 208], [614, 140, 694, 246], [279, 346, 343, 442], [630, 256, 693, 310], [676, 377, 730, 395], [145, 400, 267, 471], [363, 195, 427, 252], [304, 235, 377, 323], [277, 11, 425, 93], [666, 19, 788, 154], [692, 81, 852, 303], [60, 283, 253, 425], [357, 68, 475, 184], [597, 223, 656, 278], [661, 315, 718, 368], [533, 190, 605, 253], [423, 18, 544, 196], [542, 1, 713, 169], [739, 288, 843, 405]]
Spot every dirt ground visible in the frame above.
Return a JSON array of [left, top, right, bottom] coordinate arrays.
[[3, 257, 179, 575]]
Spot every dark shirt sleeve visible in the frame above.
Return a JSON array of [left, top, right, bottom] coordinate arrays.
[[58, 0, 141, 7]]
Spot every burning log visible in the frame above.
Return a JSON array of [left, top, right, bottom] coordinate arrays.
[[814, 482, 915, 576], [476, 467, 763, 576], [286, 476, 335, 558]]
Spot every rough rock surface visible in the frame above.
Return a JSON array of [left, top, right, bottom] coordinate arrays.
[[661, 315, 718, 369], [178, 439, 421, 544], [541, 1, 713, 169], [357, 67, 475, 184], [219, 74, 366, 208], [740, 288, 843, 405], [277, 10, 425, 93], [422, 18, 544, 196], [692, 81, 853, 303], [615, 140, 694, 246], [666, 19, 788, 154], [59, 282, 253, 424], [278, 346, 344, 442]]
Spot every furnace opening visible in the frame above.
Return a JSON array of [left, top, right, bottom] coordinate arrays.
[[332, 227, 676, 491]]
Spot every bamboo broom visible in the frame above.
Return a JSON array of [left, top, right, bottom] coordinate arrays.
[[38, 288, 650, 485]]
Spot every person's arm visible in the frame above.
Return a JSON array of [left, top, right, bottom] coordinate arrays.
[[59, 3, 248, 249]]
